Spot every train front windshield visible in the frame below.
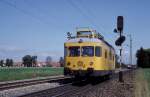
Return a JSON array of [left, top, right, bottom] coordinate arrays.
[[69, 47, 80, 57], [82, 46, 94, 57], [68, 46, 94, 57]]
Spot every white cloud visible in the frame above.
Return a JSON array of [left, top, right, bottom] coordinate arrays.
[[0, 45, 26, 53]]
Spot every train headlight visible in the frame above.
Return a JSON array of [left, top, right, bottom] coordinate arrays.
[[67, 62, 71, 66], [77, 61, 83, 67], [83, 64, 86, 68], [89, 62, 94, 66]]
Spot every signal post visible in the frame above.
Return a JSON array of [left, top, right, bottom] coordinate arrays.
[[114, 16, 126, 82]]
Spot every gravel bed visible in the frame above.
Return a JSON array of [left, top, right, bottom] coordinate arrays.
[[0, 82, 60, 97], [0, 70, 135, 97], [73, 70, 135, 97]]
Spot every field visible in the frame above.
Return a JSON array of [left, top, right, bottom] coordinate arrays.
[[0, 67, 63, 81], [135, 69, 150, 97]]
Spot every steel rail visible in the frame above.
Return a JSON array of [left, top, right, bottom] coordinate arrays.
[[19, 69, 132, 97], [0, 76, 71, 91]]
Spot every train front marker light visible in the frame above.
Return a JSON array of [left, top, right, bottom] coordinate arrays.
[[67, 62, 71, 66], [117, 16, 124, 32], [78, 39, 83, 43], [89, 62, 94, 66]]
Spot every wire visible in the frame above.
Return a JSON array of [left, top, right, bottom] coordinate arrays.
[[0, 0, 60, 27], [22, 0, 57, 21], [76, 1, 104, 31], [66, 0, 107, 37], [66, 0, 96, 27]]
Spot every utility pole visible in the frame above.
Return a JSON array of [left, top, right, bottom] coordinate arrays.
[[129, 34, 132, 65]]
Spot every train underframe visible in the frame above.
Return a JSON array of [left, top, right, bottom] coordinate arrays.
[[64, 67, 114, 78]]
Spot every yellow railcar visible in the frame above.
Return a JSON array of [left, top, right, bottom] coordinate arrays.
[[64, 28, 115, 77]]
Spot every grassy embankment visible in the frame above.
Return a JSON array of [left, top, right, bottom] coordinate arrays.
[[0, 67, 63, 82], [135, 69, 150, 97]]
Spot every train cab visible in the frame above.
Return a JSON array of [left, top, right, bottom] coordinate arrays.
[[64, 28, 115, 77]]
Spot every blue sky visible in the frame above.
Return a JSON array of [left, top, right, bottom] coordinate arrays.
[[0, 0, 150, 63]]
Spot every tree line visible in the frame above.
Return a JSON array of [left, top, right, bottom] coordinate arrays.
[[22, 55, 64, 67], [136, 47, 150, 68], [0, 55, 64, 67], [0, 59, 13, 67]]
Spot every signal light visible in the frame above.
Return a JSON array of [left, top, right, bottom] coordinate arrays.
[[115, 36, 126, 46], [117, 16, 124, 32], [113, 28, 118, 33]]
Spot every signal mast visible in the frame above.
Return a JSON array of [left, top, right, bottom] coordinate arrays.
[[114, 16, 126, 82]]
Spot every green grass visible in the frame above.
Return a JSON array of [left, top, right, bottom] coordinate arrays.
[[142, 69, 150, 90], [135, 69, 150, 97], [0, 67, 63, 81]]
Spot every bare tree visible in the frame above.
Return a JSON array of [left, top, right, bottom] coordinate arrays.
[[5, 58, 13, 67], [32, 56, 38, 67], [59, 57, 64, 67], [46, 56, 52, 67], [0, 60, 4, 67]]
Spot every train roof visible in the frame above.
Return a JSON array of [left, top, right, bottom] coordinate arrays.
[[66, 28, 115, 50], [65, 37, 115, 50]]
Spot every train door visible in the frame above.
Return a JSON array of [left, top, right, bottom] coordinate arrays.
[[104, 49, 108, 70]]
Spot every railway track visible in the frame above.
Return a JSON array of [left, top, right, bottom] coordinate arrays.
[[20, 79, 93, 97], [0, 75, 71, 91], [20, 69, 133, 97], [52, 78, 109, 97]]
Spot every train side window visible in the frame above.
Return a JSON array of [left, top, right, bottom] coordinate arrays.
[[113, 55, 114, 61], [113, 55, 115, 61], [105, 50, 107, 58], [95, 46, 101, 57], [109, 51, 112, 60]]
